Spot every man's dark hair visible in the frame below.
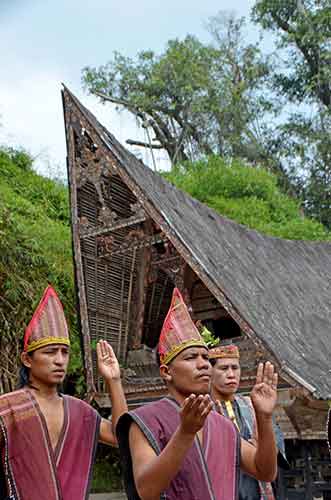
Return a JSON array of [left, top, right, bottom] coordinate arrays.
[[209, 357, 217, 367], [17, 337, 33, 389], [155, 347, 161, 367], [18, 364, 30, 388], [17, 353, 34, 388]]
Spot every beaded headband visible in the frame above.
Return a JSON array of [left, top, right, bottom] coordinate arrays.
[[209, 344, 240, 360]]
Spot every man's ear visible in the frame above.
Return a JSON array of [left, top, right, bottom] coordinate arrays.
[[21, 351, 32, 369], [159, 364, 172, 383]]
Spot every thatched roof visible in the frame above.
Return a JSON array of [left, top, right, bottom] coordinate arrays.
[[63, 87, 331, 400]]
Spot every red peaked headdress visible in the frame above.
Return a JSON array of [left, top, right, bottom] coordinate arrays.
[[158, 288, 207, 365], [23, 286, 70, 353]]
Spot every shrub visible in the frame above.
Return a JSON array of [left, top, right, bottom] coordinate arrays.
[[164, 157, 331, 241]]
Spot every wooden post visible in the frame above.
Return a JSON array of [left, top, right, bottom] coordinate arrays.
[[304, 445, 313, 500], [276, 467, 288, 500]]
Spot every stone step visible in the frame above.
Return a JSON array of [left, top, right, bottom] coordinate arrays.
[[90, 493, 126, 500]]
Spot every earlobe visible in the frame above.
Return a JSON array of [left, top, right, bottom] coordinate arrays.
[[20, 352, 32, 369], [159, 364, 172, 383]]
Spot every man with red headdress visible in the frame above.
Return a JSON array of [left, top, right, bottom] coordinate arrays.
[[0, 285, 127, 500], [117, 288, 278, 500]]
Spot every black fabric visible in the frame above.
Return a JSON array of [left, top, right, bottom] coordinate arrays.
[[0, 416, 14, 500], [85, 413, 101, 500], [116, 413, 141, 500], [0, 463, 7, 499]]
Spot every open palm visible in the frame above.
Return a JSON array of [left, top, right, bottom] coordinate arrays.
[[251, 362, 278, 417], [97, 340, 121, 381]]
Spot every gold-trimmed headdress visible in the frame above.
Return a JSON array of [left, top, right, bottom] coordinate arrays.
[[158, 288, 207, 365], [209, 344, 240, 360], [24, 286, 70, 353]]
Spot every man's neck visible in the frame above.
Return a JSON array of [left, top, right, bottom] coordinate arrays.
[[167, 387, 204, 406], [27, 381, 60, 401]]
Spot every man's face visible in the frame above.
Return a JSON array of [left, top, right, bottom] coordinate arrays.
[[211, 357, 241, 397], [162, 346, 211, 397], [22, 344, 70, 386]]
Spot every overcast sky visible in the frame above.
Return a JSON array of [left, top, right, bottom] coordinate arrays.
[[0, 0, 256, 177]]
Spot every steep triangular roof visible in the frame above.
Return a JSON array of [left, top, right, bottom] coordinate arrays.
[[63, 86, 331, 399]]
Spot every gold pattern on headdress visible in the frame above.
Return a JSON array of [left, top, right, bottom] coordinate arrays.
[[209, 345, 240, 360]]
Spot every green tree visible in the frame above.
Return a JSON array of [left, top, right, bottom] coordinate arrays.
[[253, 0, 331, 107], [252, 0, 331, 227], [82, 14, 276, 169]]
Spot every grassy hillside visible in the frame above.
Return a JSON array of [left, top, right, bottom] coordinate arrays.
[[0, 147, 83, 393], [164, 157, 331, 240]]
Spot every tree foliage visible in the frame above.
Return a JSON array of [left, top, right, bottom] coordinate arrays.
[[252, 0, 331, 227], [82, 14, 277, 169], [253, 0, 331, 107]]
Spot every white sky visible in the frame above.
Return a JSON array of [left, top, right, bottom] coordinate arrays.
[[0, 0, 256, 178]]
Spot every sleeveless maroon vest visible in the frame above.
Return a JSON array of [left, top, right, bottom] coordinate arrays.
[[0, 389, 100, 500], [117, 397, 239, 500]]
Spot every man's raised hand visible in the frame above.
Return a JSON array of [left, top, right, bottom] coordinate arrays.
[[97, 340, 121, 382], [179, 394, 213, 435], [251, 362, 278, 418]]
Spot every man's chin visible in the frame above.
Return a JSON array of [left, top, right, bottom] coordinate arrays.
[[219, 387, 237, 397], [192, 381, 211, 395], [48, 374, 66, 385]]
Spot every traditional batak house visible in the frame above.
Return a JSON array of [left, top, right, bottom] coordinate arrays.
[[62, 86, 331, 499]]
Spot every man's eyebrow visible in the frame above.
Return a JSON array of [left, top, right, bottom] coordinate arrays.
[[184, 350, 201, 358], [43, 346, 69, 351]]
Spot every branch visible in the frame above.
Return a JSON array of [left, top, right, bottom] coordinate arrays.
[[175, 111, 213, 156], [93, 90, 172, 145], [92, 91, 150, 126], [126, 139, 164, 149], [93, 91, 138, 111], [93, 90, 188, 161], [271, 12, 291, 34], [93, 90, 175, 116]]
